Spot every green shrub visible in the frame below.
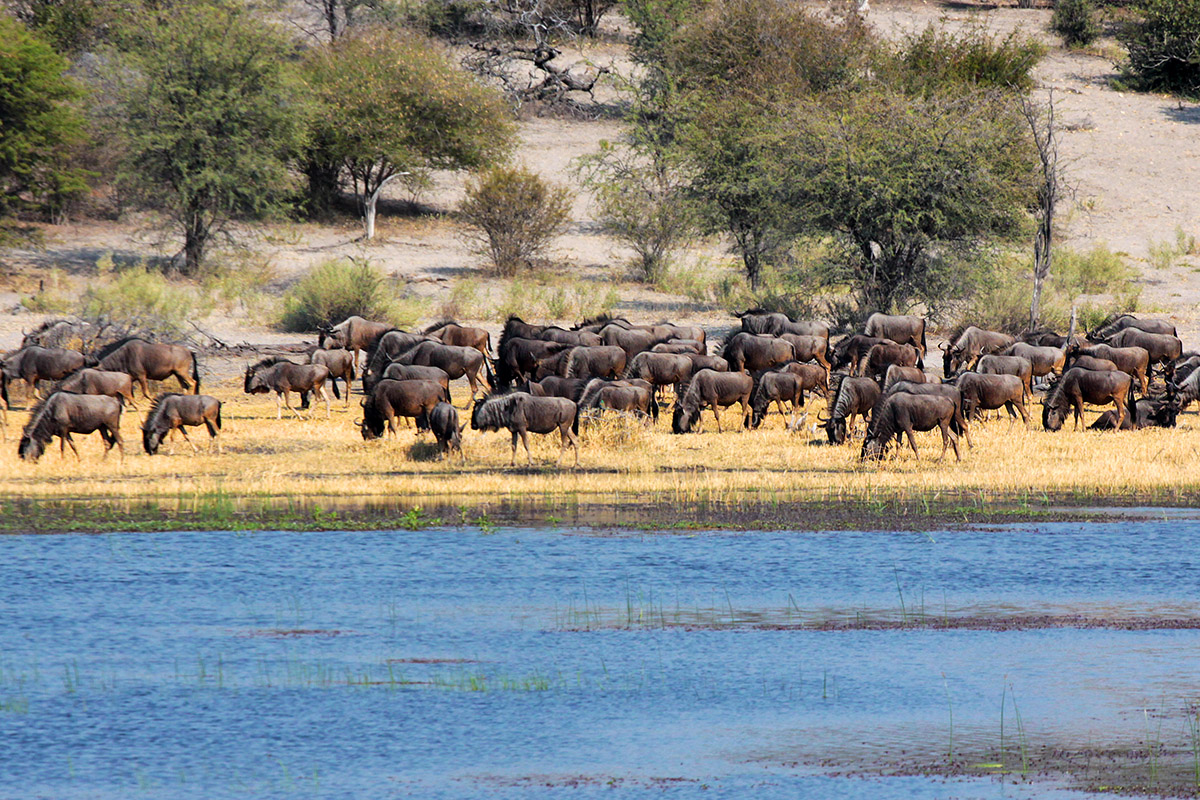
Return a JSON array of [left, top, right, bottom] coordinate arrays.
[[279, 258, 403, 332], [77, 264, 208, 337], [459, 166, 573, 277], [1053, 0, 1101, 46], [896, 25, 1046, 93], [1119, 0, 1200, 96]]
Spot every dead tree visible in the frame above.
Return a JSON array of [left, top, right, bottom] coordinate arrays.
[[1022, 92, 1061, 331]]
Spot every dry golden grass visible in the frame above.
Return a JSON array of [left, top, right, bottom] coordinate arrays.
[[1, 371, 1198, 516]]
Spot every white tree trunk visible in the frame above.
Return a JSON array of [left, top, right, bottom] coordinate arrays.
[[362, 171, 408, 240]]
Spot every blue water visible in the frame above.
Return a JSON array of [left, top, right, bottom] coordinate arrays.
[[3, 522, 1200, 798]]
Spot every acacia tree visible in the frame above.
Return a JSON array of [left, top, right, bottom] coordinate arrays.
[[113, 3, 302, 274], [301, 32, 514, 239]]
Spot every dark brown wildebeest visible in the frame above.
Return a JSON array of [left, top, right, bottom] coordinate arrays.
[[864, 313, 927, 366], [860, 343, 920, 382], [142, 393, 222, 455], [1102, 328, 1183, 373], [1042, 367, 1133, 432], [776, 361, 829, 398], [563, 346, 627, 381], [830, 335, 892, 374], [59, 369, 138, 410], [941, 326, 1015, 377], [600, 325, 658, 361], [3, 346, 87, 401], [780, 334, 831, 371], [18, 392, 124, 462], [1088, 313, 1177, 341], [94, 338, 199, 397], [884, 380, 972, 449], [538, 326, 604, 347], [671, 369, 753, 433], [577, 379, 658, 429], [423, 320, 491, 358], [1071, 355, 1120, 373], [623, 352, 694, 395], [572, 314, 632, 334], [382, 363, 452, 404], [425, 401, 465, 459], [682, 353, 729, 374], [495, 337, 570, 389], [749, 371, 806, 429], [1172, 354, 1200, 384], [360, 379, 448, 440], [645, 323, 705, 344], [244, 357, 332, 419], [882, 365, 926, 393], [319, 315, 393, 366], [976, 354, 1034, 400], [739, 309, 830, 340], [821, 375, 881, 444], [1064, 342, 1149, 395], [721, 333, 794, 373], [310, 349, 356, 404], [394, 341, 491, 399], [1169, 367, 1200, 411], [502, 315, 547, 342], [362, 330, 439, 392], [0, 371, 7, 439], [1001, 342, 1066, 378], [1090, 396, 1179, 430], [861, 393, 960, 462], [471, 392, 580, 467], [954, 372, 1029, 424], [651, 340, 705, 355], [519, 376, 588, 402]]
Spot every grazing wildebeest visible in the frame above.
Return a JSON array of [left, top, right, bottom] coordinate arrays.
[[360, 379, 448, 440], [394, 341, 491, 399], [941, 326, 1015, 377], [776, 361, 829, 398], [382, 363, 452, 403], [3, 346, 87, 400], [310, 349, 356, 404], [471, 392, 580, 467], [954, 372, 1029, 424], [861, 393, 960, 462], [564, 346, 627, 381], [244, 357, 332, 419], [18, 392, 123, 462], [651, 340, 705, 355], [780, 334, 831, 371], [671, 369, 753, 433], [495, 337, 570, 390], [1001, 342, 1066, 379], [577, 379, 658, 429], [59, 369, 138, 410], [976, 354, 1034, 400], [1102, 329, 1183, 373], [94, 338, 199, 397], [361, 330, 438, 391], [423, 320, 491, 357], [721, 333, 794, 373], [682, 353, 729, 374], [882, 365, 926, 393], [600, 325, 658, 361], [1065, 342, 1150, 395], [830, 335, 891, 374], [142, 393, 222, 455], [1070, 355, 1120, 373], [861, 343, 920, 383], [1088, 313, 1177, 341], [738, 309, 830, 340], [519, 376, 588, 402], [884, 380, 972, 448], [1090, 396, 1179, 430], [749, 370, 806, 429], [1169, 367, 1200, 411], [1172, 355, 1200, 384], [424, 401, 465, 459], [821, 375, 881, 444], [623, 352, 694, 395], [319, 315, 393, 366], [864, 313, 927, 366], [1042, 368, 1133, 432]]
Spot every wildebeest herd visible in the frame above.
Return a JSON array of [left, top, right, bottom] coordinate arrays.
[[1, 310, 1192, 467]]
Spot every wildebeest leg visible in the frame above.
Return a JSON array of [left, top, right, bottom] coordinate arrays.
[[1113, 396, 1126, 430], [63, 433, 81, 461], [205, 420, 222, 454], [1015, 399, 1030, 426], [139, 376, 151, 399], [1072, 400, 1083, 432], [274, 393, 283, 420], [521, 429, 534, 465], [905, 428, 920, 459], [1140, 371, 1149, 396], [510, 430, 520, 466], [560, 423, 580, 468], [28, 378, 40, 401], [179, 426, 198, 453], [282, 391, 304, 421], [173, 370, 192, 393], [740, 399, 751, 430], [321, 384, 331, 419], [712, 404, 722, 433]]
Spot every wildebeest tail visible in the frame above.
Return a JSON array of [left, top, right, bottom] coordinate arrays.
[[215, 402, 223, 431], [484, 355, 496, 389], [572, 405, 580, 436], [919, 321, 927, 370], [191, 352, 201, 394], [330, 377, 341, 400], [648, 393, 659, 422]]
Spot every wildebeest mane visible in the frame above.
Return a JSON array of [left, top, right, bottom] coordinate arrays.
[[144, 393, 182, 432], [473, 392, 523, 430], [864, 395, 898, 443], [20, 393, 57, 443], [91, 336, 151, 363], [422, 320, 458, 334], [574, 313, 616, 330], [248, 356, 295, 372]]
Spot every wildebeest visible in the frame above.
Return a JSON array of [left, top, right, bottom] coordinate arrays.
[[864, 313, 927, 366], [861, 343, 920, 382], [623, 352, 694, 395], [3, 346, 87, 400], [738, 309, 830, 340], [884, 380, 972, 448], [954, 372, 1029, 424], [382, 363, 452, 403], [563, 346, 627, 381], [600, 325, 658, 360], [647, 323, 706, 344], [671, 369, 753, 433], [495, 337, 570, 389], [319, 315, 393, 365], [1172, 354, 1200, 384], [423, 320, 491, 358], [142, 393, 222, 454], [393, 341, 491, 399], [749, 370, 807, 428], [1065, 342, 1150, 395], [577, 379, 658, 429], [1042, 367, 1133, 432], [360, 379, 448, 440], [502, 315, 548, 342], [882, 365, 926, 393], [651, 340, 705, 355], [519, 375, 588, 402], [976, 354, 1034, 400], [1090, 396, 1179, 430], [1088, 313, 1177, 341], [776, 361, 829, 398], [94, 338, 199, 397], [721, 333, 794, 373], [1101, 328, 1183, 373], [540, 326, 604, 347], [830, 335, 891, 374], [310, 349, 356, 403], [424, 401, 465, 459], [58, 368, 137, 410], [18, 392, 124, 462], [780, 334, 831, 370], [861, 393, 960, 462], [682, 353, 729, 374], [1001, 342, 1066, 378], [361, 330, 438, 391], [1070, 355, 1120, 373], [941, 326, 1015, 377], [244, 357, 331, 419], [0, 372, 7, 438], [821, 375, 881, 444], [471, 392, 580, 467]]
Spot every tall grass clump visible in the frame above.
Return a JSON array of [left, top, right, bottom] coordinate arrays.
[[458, 165, 572, 277], [1053, 0, 1101, 46], [280, 258, 414, 332], [895, 25, 1046, 92]]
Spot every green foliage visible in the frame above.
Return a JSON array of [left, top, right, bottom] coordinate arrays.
[[77, 263, 209, 337], [623, 0, 701, 63], [1146, 226, 1198, 269], [894, 25, 1046, 92], [489, 276, 618, 322], [1052, 0, 1101, 46], [0, 15, 90, 219], [1119, 0, 1200, 96], [112, 3, 303, 274], [459, 165, 573, 277], [280, 258, 418, 332]]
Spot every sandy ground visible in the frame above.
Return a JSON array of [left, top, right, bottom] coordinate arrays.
[[1, 0, 1198, 350]]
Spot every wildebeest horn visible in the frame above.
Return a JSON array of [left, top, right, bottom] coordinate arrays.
[[939, 342, 949, 351]]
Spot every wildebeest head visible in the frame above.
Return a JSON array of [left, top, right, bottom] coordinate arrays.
[[671, 402, 700, 434], [860, 433, 888, 460], [18, 432, 45, 462], [360, 398, 385, 440], [820, 411, 846, 444], [940, 342, 965, 377], [244, 366, 270, 394], [1041, 398, 1066, 432], [143, 426, 164, 455]]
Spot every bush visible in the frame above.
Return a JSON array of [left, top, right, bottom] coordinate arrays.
[[1053, 0, 1101, 46], [1119, 0, 1200, 96], [896, 25, 1046, 92], [77, 264, 208, 337], [280, 258, 407, 332], [459, 166, 573, 277]]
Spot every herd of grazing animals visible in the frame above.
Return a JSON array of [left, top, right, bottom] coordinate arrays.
[[0, 310, 1193, 467]]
